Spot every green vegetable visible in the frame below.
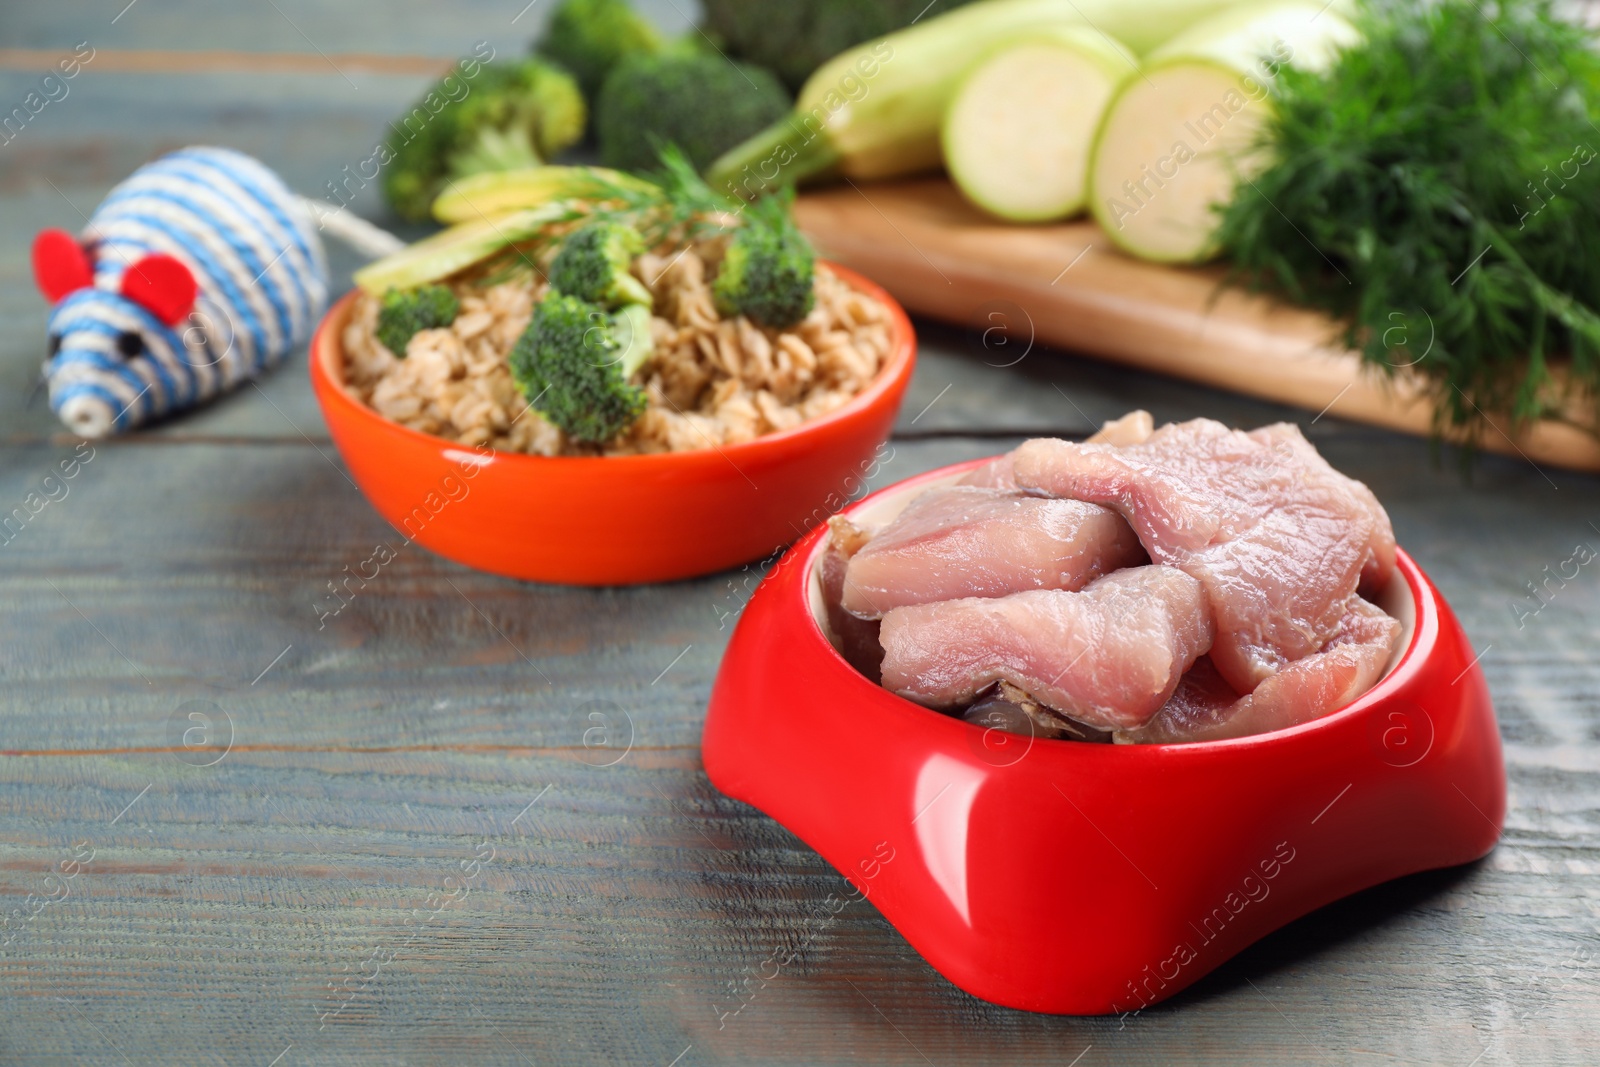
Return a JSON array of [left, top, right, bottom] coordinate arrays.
[[698, 0, 981, 91], [383, 59, 586, 222], [445, 147, 744, 281], [376, 285, 460, 355], [549, 220, 653, 308], [536, 0, 665, 98], [353, 202, 578, 293], [356, 147, 744, 295], [1214, 0, 1600, 441], [511, 294, 656, 443], [705, 0, 1247, 196], [432, 165, 658, 224], [942, 27, 1136, 222], [595, 51, 791, 173], [1088, 0, 1358, 262], [713, 191, 816, 328], [629, 145, 746, 244]]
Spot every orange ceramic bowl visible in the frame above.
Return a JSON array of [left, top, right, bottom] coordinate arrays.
[[309, 264, 916, 585]]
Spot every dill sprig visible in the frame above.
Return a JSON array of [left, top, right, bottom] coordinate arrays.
[[573, 144, 743, 247], [1214, 0, 1600, 442]]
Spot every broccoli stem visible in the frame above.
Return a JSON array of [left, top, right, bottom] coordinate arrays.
[[705, 119, 842, 199], [611, 304, 655, 378]]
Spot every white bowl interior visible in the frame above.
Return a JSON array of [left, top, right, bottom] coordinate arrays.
[[808, 467, 1416, 689]]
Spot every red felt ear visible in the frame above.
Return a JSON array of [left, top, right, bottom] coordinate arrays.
[[120, 253, 197, 326], [32, 229, 94, 303]]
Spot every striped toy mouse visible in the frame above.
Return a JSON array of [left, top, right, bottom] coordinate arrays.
[[30, 146, 330, 437]]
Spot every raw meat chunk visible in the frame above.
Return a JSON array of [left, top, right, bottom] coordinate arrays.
[[1087, 409, 1154, 446], [819, 517, 885, 682], [955, 411, 1156, 491], [1117, 597, 1401, 744], [1248, 422, 1396, 594], [878, 566, 1214, 730], [958, 454, 1018, 489], [1013, 419, 1395, 692], [840, 485, 1146, 618], [1127, 656, 1242, 740], [964, 681, 1113, 744]]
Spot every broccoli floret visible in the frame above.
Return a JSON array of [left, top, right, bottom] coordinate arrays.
[[594, 51, 791, 173], [699, 0, 980, 89], [713, 191, 815, 328], [376, 285, 460, 355], [536, 0, 665, 99], [548, 221, 653, 309], [510, 294, 656, 443], [383, 59, 586, 222]]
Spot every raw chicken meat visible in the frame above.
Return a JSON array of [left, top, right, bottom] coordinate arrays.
[[819, 517, 885, 682], [1086, 409, 1154, 447], [878, 566, 1214, 730], [1012, 419, 1396, 693], [954, 410, 1155, 489], [840, 485, 1146, 618], [1116, 597, 1401, 744], [823, 411, 1405, 745], [1126, 656, 1242, 739], [958, 454, 1018, 490], [964, 680, 1113, 743], [1249, 422, 1396, 594]]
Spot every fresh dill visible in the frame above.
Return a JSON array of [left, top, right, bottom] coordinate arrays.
[[1214, 0, 1600, 442]]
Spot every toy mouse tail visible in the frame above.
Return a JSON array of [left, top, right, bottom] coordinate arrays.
[[298, 198, 405, 260]]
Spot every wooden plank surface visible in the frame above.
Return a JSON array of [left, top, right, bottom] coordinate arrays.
[[1, 3, 1598, 1064], [794, 179, 1600, 474]]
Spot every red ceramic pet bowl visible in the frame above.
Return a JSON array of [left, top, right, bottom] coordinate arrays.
[[309, 263, 915, 585], [702, 459, 1506, 1016]]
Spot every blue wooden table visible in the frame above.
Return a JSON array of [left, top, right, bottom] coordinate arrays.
[[1, 3, 1596, 1064]]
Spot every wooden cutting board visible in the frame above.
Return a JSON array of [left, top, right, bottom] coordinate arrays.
[[795, 178, 1600, 473]]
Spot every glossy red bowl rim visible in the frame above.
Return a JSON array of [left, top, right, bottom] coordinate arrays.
[[309, 260, 918, 470], [797, 457, 1434, 755]]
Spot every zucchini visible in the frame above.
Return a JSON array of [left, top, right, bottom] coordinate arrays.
[[431, 165, 656, 224], [705, 0, 1251, 195], [1087, 0, 1358, 262], [942, 27, 1136, 221], [352, 202, 578, 293]]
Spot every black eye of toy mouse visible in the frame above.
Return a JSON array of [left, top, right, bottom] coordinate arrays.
[[48, 333, 61, 356], [116, 330, 144, 359]]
